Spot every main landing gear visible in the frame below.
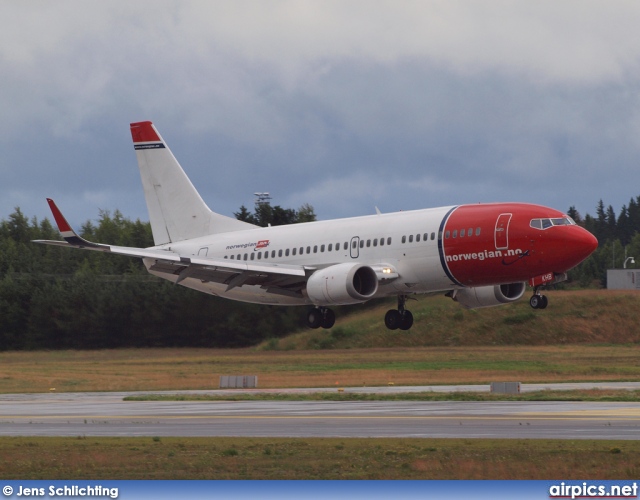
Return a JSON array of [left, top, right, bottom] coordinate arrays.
[[384, 294, 414, 331], [529, 288, 548, 310], [306, 307, 336, 329]]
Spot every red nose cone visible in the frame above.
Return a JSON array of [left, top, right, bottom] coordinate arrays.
[[574, 227, 598, 264]]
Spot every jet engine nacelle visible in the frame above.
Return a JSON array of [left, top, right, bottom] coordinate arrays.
[[306, 263, 378, 305], [453, 282, 526, 309]]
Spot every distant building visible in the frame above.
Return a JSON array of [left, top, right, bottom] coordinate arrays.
[[607, 270, 640, 290]]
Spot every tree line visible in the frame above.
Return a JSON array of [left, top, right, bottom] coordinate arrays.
[[0, 202, 314, 351], [0, 197, 638, 350], [567, 197, 640, 287]]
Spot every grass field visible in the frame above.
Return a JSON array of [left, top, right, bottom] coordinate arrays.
[[124, 389, 640, 402], [265, 290, 640, 350], [1, 437, 639, 479], [1, 344, 640, 393]]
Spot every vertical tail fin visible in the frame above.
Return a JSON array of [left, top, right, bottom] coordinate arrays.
[[130, 121, 256, 245]]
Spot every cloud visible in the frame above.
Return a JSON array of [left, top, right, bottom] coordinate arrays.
[[2, 1, 640, 227]]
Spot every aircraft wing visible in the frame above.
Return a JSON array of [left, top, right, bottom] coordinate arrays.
[[33, 199, 310, 297]]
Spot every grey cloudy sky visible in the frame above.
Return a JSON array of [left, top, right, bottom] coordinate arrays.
[[2, 1, 640, 229]]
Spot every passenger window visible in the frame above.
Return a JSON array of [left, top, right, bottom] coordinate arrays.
[[416, 234, 421, 242], [475, 227, 481, 236], [314, 245, 318, 253], [366, 239, 371, 247], [278, 249, 282, 257], [243, 254, 248, 261], [459, 229, 465, 238], [431, 232, 435, 240], [285, 249, 290, 256], [352, 241, 357, 249], [468, 228, 473, 237], [257, 252, 262, 259], [320, 244, 324, 252], [380, 238, 385, 246], [373, 239, 378, 247], [328, 243, 333, 251], [292, 248, 297, 256], [359, 240, 364, 249], [299, 247, 303, 255], [409, 235, 413, 243], [307, 246, 311, 254], [445, 231, 450, 239], [402, 236, 406, 244], [387, 237, 392, 245], [272, 250, 276, 258], [251, 253, 255, 260], [453, 230, 457, 238]]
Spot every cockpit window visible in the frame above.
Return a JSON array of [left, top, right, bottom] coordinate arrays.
[[530, 216, 576, 230]]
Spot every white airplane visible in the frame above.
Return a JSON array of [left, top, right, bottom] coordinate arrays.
[[35, 121, 598, 330]]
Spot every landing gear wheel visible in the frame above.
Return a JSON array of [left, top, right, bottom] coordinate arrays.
[[321, 308, 336, 329], [539, 295, 548, 309], [385, 309, 401, 330], [529, 295, 541, 309], [306, 307, 323, 329], [385, 295, 415, 330], [307, 307, 336, 329], [399, 310, 414, 331], [529, 294, 548, 310]]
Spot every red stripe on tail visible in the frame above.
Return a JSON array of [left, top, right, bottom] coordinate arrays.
[[130, 121, 160, 143]]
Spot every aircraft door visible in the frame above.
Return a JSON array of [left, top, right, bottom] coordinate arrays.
[[494, 213, 512, 250], [350, 237, 360, 259]]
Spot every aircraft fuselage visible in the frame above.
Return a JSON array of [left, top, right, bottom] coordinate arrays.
[[146, 202, 596, 306]]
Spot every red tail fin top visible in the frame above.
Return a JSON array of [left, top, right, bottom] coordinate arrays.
[[130, 121, 160, 143]]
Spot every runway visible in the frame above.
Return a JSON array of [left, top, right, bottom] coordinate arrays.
[[1, 383, 639, 439]]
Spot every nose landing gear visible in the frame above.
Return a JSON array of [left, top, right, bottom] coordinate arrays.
[[384, 295, 414, 330], [529, 287, 548, 309]]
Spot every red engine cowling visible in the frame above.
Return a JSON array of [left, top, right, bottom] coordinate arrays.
[[452, 282, 526, 309], [306, 263, 378, 305]]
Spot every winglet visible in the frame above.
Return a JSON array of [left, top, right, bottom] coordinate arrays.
[[45, 198, 102, 249], [46, 198, 74, 237]]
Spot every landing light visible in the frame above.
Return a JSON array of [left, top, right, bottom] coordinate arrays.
[[382, 267, 392, 274]]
